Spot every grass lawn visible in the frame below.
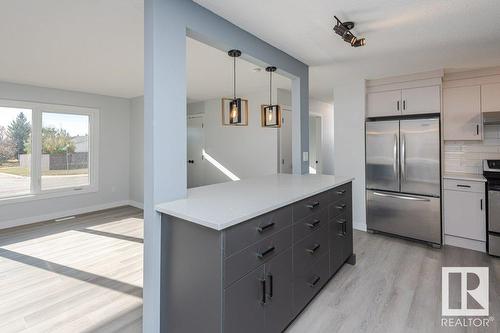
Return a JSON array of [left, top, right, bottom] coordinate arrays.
[[0, 167, 88, 177]]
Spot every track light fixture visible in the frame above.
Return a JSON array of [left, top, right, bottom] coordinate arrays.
[[333, 16, 366, 47]]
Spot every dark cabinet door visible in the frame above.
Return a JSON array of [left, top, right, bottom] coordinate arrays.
[[265, 248, 293, 333], [224, 266, 266, 333], [330, 206, 353, 274]]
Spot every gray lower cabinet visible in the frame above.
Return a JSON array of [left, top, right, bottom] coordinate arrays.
[[161, 182, 353, 333]]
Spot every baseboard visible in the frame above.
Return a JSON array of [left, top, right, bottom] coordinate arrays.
[[0, 200, 133, 230], [353, 221, 367, 232], [128, 200, 144, 209], [444, 234, 486, 253]]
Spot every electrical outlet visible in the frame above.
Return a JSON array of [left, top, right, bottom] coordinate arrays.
[[303, 152, 309, 162]]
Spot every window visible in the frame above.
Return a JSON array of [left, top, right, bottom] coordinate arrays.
[[0, 100, 98, 202]]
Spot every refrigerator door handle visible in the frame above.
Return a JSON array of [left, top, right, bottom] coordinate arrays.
[[372, 192, 431, 202], [393, 134, 398, 178], [401, 134, 406, 181]]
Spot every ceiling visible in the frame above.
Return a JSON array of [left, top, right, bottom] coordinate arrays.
[[187, 38, 291, 103], [0, 0, 144, 98], [1, 1, 500, 102], [195, 0, 500, 102]]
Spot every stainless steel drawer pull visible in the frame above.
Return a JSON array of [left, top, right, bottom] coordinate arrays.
[[337, 218, 347, 224], [257, 246, 276, 259], [336, 190, 346, 195], [306, 243, 321, 254], [306, 201, 320, 209], [336, 204, 347, 210], [305, 219, 321, 229], [308, 275, 321, 288], [257, 222, 275, 233]]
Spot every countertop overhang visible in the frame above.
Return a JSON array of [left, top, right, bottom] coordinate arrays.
[[156, 174, 354, 231]]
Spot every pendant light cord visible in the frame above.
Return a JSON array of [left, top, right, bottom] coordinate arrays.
[[269, 70, 272, 105], [233, 56, 236, 100]]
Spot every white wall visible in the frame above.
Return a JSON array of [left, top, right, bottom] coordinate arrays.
[[189, 90, 279, 186], [130, 96, 144, 207], [333, 80, 366, 231], [0, 81, 131, 228]]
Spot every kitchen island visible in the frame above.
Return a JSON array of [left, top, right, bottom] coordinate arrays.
[[156, 174, 355, 333]]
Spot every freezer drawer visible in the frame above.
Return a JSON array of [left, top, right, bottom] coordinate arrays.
[[367, 190, 441, 244]]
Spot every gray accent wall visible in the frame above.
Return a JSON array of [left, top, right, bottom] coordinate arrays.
[[144, 0, 309, 332]]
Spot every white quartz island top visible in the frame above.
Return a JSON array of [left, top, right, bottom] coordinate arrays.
[[443, 172, 486, 182], [156, 174, 354, 231]]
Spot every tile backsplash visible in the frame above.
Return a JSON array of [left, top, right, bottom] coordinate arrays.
[[444, 125, 500, 174]]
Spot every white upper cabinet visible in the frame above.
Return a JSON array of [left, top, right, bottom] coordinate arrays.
[[366, 90, 401, 118], [366, 85, 441, 118], [401, 86, 441, 115], [481, 83, 500, 113], [443, 85, 482, 140]]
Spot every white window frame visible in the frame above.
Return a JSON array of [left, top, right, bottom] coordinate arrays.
[[0, 99, 99, 205]]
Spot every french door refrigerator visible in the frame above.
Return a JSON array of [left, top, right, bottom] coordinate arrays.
[[366, 117, 441, 245]]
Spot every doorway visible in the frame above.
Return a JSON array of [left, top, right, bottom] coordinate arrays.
[[187, 115, 205, 188], [309, 115, 322, 174]]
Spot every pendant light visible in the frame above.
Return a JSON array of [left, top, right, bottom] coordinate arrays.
[[261, 66, 281, 128], [221, 49, 248, 126]]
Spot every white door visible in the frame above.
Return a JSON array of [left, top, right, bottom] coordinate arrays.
[[187, 115, 204, 188], [279, 109, 292, 174], [401, 85, 441, 115], [309, 115, 322, 174], [366, 90, 401, 118]]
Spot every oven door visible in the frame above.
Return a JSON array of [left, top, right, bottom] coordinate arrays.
[[488, 189, 500, 233]]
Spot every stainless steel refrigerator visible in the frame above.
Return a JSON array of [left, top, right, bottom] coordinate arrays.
[[366, 117, 441, 245]]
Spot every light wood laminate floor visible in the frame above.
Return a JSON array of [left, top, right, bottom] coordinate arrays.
[[1, 207, 499, 332], [0, 206, 143, 333]]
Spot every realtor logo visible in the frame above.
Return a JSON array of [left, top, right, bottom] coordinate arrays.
[[442, 267, 489, 316]]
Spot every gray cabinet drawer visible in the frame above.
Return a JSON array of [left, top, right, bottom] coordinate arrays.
[[330, 183, 351, 204], [224, 226, 292, 288], [293, 191, 330, 222], [293, 226, 328, 275], [329, 200, 350, 219], [224, 206, 292, 257], [293, 253, 329, 313], [293, 208, 328, 242]]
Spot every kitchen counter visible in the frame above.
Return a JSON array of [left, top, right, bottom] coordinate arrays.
[[156, 173, 354, 230], [443, 172, 486, 183]]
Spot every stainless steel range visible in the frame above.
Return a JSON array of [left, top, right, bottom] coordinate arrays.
[[483, 159, 500, 257]]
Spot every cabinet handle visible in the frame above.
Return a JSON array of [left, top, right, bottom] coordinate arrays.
[[481, 199, 483, 211], [260, 278, 266, 305], [403, 100, 406, 110], [308, 275, 321, 288], [343, 221, 347, 236], [336, 189, 346, 195], [337, 219, 347, 237], [306, 201, 320, 209], [397, 100, 400, 111], [336, 204, 347, 210], [456, 184, 471, 188], [476, 124, 480, 136], [257, 246, 275, 259], [306, 243, 321, 254], [257, 222, 275, 233], [305, 219, 321, 229], [267, 274, 273, 299]]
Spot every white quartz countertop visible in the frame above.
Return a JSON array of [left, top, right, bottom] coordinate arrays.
[[156, 174, 354, 231], [443, 172, 486, 183]]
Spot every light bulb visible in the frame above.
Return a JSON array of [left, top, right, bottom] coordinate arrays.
[[230, 103, 238, 122], [268, 110, 273, 122]]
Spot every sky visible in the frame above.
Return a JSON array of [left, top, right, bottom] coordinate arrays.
[[0, 107, 88, 136]]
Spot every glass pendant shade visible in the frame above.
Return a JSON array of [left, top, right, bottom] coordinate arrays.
[[261, 104, 281, 127], [222, 97, 248, 126], [261, 66, 281, 128]]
